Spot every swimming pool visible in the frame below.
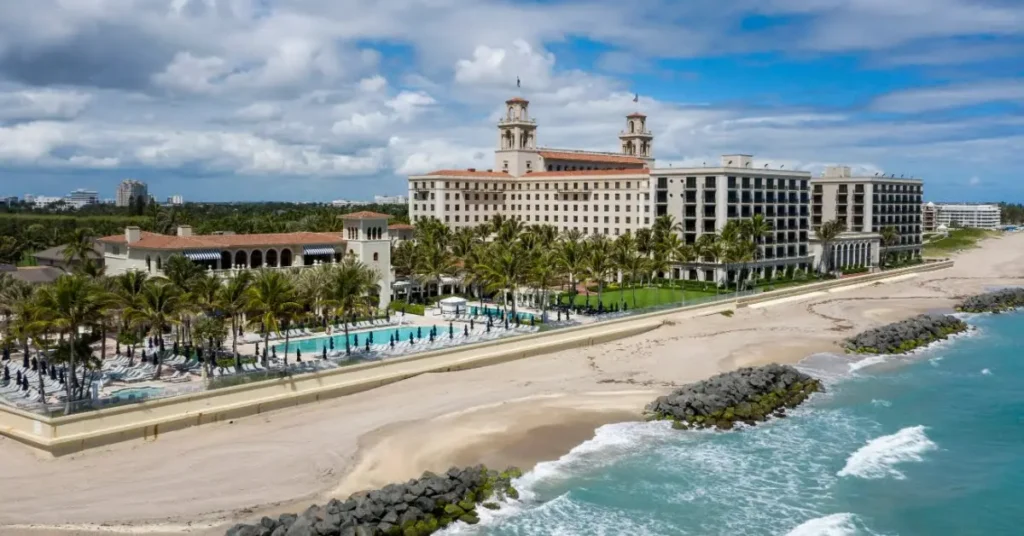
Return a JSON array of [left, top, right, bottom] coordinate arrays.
[[108, 386, 163, 401], [273, 325, 454, 354], [468, 305, 537, 321]]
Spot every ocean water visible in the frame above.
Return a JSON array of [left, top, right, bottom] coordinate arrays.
[[444, 311, 1024, 535]]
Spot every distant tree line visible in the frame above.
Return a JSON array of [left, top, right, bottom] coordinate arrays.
[[0, 202, 409, 265], [999, 203, 1024, 225]]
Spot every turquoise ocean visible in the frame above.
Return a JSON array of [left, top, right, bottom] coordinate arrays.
[[442, 310, 1024, 535]]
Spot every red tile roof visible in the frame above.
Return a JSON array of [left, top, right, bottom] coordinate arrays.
[[627, 112, 647, 118], [505, 97, 528, 103], [98, 231, 345, 250], [413, 169, 510, 178], [388, 223, 414, 230], [537, 150, 645, 165], [520, 168, 650, 178], [340, 211, 391, 219]]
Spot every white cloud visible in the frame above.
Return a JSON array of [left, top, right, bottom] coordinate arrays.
[[152, 52, 230, 94], [871, 80, 1024, 113], [234, 102, 283, 122], [455, 40, 555, 88], [968, 176, 981, 186], [359, 75, 387, 93], [0, 88, 92, 121]]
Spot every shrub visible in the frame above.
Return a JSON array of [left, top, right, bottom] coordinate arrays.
[[389, 300, 426, 316]]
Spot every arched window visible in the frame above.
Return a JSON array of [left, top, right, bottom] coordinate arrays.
[[234, 250, 247, 268], [156, 256, 162, 270], [280, 249, 293, 267], [373, 252, 379, 261], [629, 121, 635, 133]]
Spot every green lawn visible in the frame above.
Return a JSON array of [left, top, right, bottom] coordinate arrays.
[[560, 286, 721, 309], [922, 228, 997, 257]]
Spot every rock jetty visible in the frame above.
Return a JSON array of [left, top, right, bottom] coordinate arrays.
[[843, 314, 967, 354], [225, 465, 522, 536], [644, 364, 822, 431], [956, 288, 1024, 313]]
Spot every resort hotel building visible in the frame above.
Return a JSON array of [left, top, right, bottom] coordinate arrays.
[[926, 203, 1001, 230], [97, 211, 394, 308], [407, 96, 926, 282], [810, 166, 924, 271]]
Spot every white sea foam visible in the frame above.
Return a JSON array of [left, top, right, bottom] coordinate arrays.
[[847, 354, 889, 372], [837, 425, 937, 480], [982, 368, 992, 375], [929, 357, 943, 367], [785, 513, 861, 536], [870, 399, 891, 408]]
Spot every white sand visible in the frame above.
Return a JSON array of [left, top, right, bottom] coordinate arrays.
[[2, 232, 1023, 535]]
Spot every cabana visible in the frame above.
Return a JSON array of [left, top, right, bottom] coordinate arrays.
[[438, 296, 468, 316]]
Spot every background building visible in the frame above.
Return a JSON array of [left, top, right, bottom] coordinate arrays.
[[116, 179, 149, 207], [66, 189, 99, 209], [374, 195, 407, 205], [168, 195, 184, 206], [811, 166, 923, 271], [932, 203, 1001, 229], [923, 202, 938, 232]]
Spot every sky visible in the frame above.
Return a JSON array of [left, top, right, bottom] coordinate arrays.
[[0, 0, 1021, 203]]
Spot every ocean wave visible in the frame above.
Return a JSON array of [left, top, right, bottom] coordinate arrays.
[[837, 425, 937, 480], [784, 513, 875, 536], [847, 355, 889, 373], [870, 399, 891, 408], [982, 368, 992, 375]]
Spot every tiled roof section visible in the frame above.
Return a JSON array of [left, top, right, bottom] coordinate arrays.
[[627, 112, 647, 118], [505, 97, 528, 103], [520, 168, 650, 178], [537, 150, 645, 165], [98, 231, 345, 250], [388, 223, 414, 230], [413, 169, 510, 178], [340, 211, 391, 219]]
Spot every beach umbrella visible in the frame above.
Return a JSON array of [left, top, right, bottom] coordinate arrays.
[[417, 327, 422, 339], [49, 364, 56, 380], [390, 338, 395, 349], [354, 334, 359, 346], [486, 323, 491, 333], [365, 340, 370, 352], [148, 337, 153, 349], [464, 325, 469, 337], [21, 375, 28, 391], [2, 346, 9, 360], [346, 339, 351, 356], [3, 365, 8, 382], [322, 347, 327, 359], [449, 322, 454, 339], [429, 331, 434, 342], [297, 348, 302, 360], [272, 347, 277, 358], [368, 332, 373, 344], [470, 318, 474, 329], [515, 315, 520, 327], [395, 328, 400, 340], [141, 349, 147, 363], [22, 353, 28, 368], [385, 309, 390, 322], [329, 337, 335, 350], [31, 357, 38, 371], [15, 370, 21, 383], [409, 333, 415, 345], [59, 369, 65, 384], [505, 318, 509, 330], [173, 341, 179, 355], [160, 338, 166, 352], [255, 342, 260, 356]]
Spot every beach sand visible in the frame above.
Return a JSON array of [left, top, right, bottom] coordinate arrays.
[[2, 232, 1023, 535]]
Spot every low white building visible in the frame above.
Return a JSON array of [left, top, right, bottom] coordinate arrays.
[[933, 203, 1001, 229], [98, 211, 395, 308]]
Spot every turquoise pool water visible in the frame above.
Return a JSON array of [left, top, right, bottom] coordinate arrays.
[[109, 386, 163, 401], [468, 306, 536, 321], [273, 325, 458, 354]]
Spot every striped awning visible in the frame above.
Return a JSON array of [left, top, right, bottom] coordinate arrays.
[[303, 245, 336, 256], [183, 249, 221, 261]]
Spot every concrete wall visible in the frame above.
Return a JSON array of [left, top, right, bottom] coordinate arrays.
[[0, 260, 952, 457]]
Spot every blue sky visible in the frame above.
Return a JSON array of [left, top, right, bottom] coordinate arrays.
[[0, 0, 1021, 203]]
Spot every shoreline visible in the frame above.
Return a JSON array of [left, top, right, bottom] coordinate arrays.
[[1, 232, 1022, 535]]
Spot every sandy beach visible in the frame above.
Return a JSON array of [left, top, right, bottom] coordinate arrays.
[[3, 232, 1023, 535]]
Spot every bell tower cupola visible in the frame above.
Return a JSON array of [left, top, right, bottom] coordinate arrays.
[[495, 97, 540, 176], [619, 112, 654, 160]]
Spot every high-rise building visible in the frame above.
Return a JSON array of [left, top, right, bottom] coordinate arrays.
[[66, 189, 99, 209], [168, 195, 184, 206], [932, 203, 1001, 229], [116, 179, 149, 207], [811, 166, 924, 270]]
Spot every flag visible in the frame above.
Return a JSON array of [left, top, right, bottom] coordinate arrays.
[[517, 76, 521, 88], [633, 92, 638, 103]]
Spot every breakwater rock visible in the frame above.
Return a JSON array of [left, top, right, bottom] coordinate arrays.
[[843, 314, 967, 354], [644, 364, 822, 431], [226, 465, 522, 536], [956, 288, 1024, 313]]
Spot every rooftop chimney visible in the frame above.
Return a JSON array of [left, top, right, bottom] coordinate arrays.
[[177, 225, 193, 237], [125, 226, 141, 244]]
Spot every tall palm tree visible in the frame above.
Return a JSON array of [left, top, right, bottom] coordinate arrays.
[[695, 233, 722, 290], [815, 219, 842, 274], [880, 226, 899, 269], [217, 270, 253, 369], [612, 233, 637, 304], [326, 257, 380, 346], [635, 227, 654, 258], [126, 280, 182, 380], [246, 270, 301, 367], [585, 235, 614, 308], [529, 249, 559, 318], [416, 239, 456, 301], [296, 264, 333, 317], [62, 227, 97, 267], [670, 238, 696, 296], [555, 238, 586, 309], [33, 274, 111, 410], [477, 243, 530, 315]]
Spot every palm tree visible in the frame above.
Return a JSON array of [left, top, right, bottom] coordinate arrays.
[[193, 315, 227, 376], [635, 227, 654, 258], [62, 227, 97, 267], [246, 270, 301, 367], [296, 264, 332, 317], [112, 271, 149, 365], [556, 238, 586, 309], [745, 214, 771, 282], [612, 233, 637, 306], [622, 250, 648, 308], [476, 243, 530, 315], [163, 254, 202, 290], [815, 219, 843, 274], [529, 249, 559, 318], [670, 237, 696, 297], [416, 239, 456, 302], [126, 280, 182, 380], [33, 274, 111, 410], [695, 233, 721, 290], [217, 270, 253, 369], [585, 235, 614, 308], [880, 226, 899, 269], [326, 257, 380, 347], [719, 220, 745, 290]]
